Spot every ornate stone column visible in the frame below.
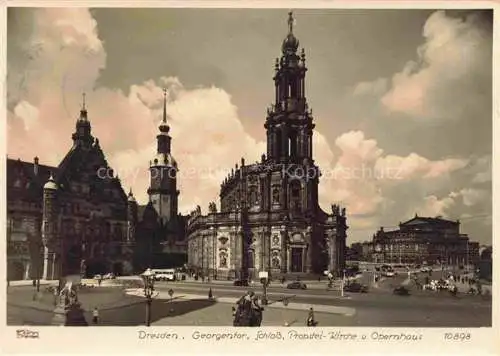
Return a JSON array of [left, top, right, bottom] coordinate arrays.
[[239, 228, 249, 281], [287, 248, 292, 272], [280, 226, 288, 274], [304, 227, 313, 273], [326, 229, 336, 273]]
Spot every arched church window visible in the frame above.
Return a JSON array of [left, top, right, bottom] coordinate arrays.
[[290, 180, 301, 211], [289, 131, 298, 158], [248, 250, 255, 268], [272, 187, 280, 204], [248, 186, 258, 205], [276, 130, 282, 157]]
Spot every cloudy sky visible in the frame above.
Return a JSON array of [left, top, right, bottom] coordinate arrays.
[[6, 7, 492, 245]]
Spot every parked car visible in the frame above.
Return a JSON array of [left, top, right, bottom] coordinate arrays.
[[233, 279, 249, 287], [344, 282, 368, 293], [103, 273, 115, 279], [382, 271, 395, 277], [93, 274, 102, 280], [287, 281, 307, 290], [393, 286, 410, 296]]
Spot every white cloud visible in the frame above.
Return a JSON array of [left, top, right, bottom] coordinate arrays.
[[375, 153, 468, 180], [380, 10, 491, 120], [414, 194, 456, 217], [470, 155, 492, 184], [353, 78, 388, 96], [458, 188, 489, 207], [13, 101, 39, 131], [317, 130, 468, 220]]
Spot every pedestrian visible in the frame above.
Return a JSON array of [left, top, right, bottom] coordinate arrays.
[[307, 307, 317, 327], [232, 306, 238, 326], [53, 287, 58, 306], [92, 307, 99, 325], [98, 277, 102, 287], [250, 293, 263, 327]]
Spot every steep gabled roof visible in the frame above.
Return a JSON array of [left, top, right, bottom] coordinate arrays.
[[6, 157, 57, 202]]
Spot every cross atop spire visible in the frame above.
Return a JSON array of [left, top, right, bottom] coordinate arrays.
[[82, 92, 86, 110], [162, 88, 167, 123], [288, 11, 294, 34]]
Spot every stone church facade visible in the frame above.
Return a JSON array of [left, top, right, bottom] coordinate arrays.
[[187, 13, 348, 280]]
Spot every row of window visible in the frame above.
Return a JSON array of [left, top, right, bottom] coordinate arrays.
[[222, 186, 302, 211]]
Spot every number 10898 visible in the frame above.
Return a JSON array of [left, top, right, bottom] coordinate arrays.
[[444, 333, 471, 341]]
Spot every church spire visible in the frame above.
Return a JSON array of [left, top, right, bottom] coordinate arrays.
[[288, 10, 294, 34], [156, 88, 172, 155], [72, 92, 94, 148], [282, 10, 299, 54], [159, 88, 170, 134], [79, 92, 88, 120]]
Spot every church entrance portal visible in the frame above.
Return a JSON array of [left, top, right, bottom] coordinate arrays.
[[291, 247, 303, 273]]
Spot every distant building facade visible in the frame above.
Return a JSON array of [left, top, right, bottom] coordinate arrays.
[[477, 245, 492, 281], [186, 13, 348, 280], [347, 242, 374, 262], [7, 101, 134, 281], [133, 89, 187, 271], [371, 215, 480, 266]]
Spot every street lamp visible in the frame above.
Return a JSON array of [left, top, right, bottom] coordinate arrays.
[[259, 271, 269, 305], [141, 268, 155, 327], [341, 269, 346, 297]]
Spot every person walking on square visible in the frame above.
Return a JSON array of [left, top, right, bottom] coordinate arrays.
[[92, 307, 99, 325], [307, 307, 318, 326], [250, 293, 263, 327]]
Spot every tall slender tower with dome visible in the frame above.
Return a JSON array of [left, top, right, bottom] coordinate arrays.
[[147, 88, 179, 224], [187, 12, 348, 280], [133, 89, 187, 271]]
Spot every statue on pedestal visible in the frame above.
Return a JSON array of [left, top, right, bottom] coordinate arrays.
[[53, 281, 88, 326]]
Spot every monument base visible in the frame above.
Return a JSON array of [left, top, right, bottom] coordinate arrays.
[[65, 302, 88, 326], [52, 304, 67, 326]]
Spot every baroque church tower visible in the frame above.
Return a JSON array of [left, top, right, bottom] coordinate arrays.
[[147, 89, 179, 224], [265, 11, 320, 218], [267, 11, 313, 164]]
